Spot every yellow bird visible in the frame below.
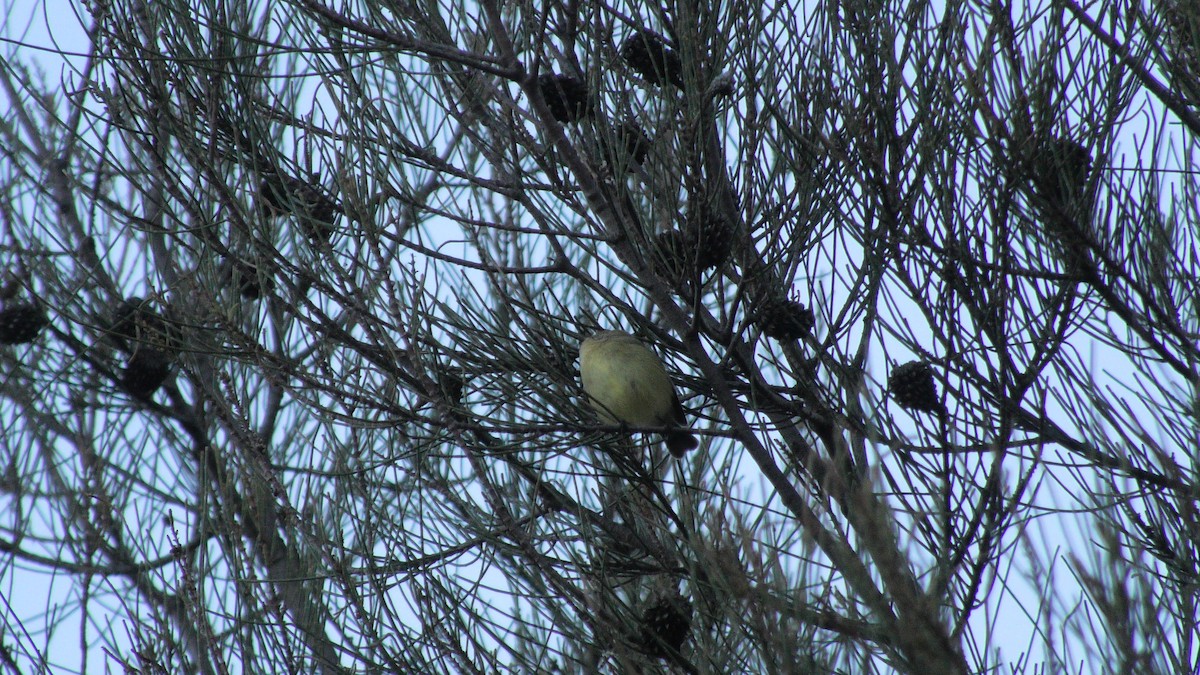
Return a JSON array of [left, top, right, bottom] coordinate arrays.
[[579, 330, 698, 457]]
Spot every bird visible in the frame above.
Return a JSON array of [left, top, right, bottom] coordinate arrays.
[[579, 330, 698, 457]]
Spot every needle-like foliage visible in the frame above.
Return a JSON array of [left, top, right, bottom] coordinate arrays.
[[0, 0, 1197, 673]]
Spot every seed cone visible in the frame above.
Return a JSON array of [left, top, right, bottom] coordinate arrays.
[[259, 172, 340, 241], [620, 31, 684, 88], [121, 348, 173, 399], [888, 361, 942, 413], [636, 593, 692, 658], [604, 121, 652, 173], [107, 298, 181, 356], [0, 303, 47, 345], [652, 207, 734, 291], [1030, 137, 1093, 213], [1026, 137, 1097, 267], [756, 296, 815, 341], [439, 367, 465, 406], [684, 207, 733, 272], [652, 229, 696, 285], [536, 74, 593, 123], [233, 260, 273, 299]]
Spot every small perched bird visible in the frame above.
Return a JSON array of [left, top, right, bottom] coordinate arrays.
[[579, 330, 698, 457]]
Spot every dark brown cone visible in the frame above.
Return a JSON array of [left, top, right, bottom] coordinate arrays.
[[233, 260, 274, 299], [121, 349, 172, 399], [603, 121, 652, 173], [636, 594, 693, 658], [652, 229, 695, 286], [536, 74, 593, 123], [619, 31, 684, 88], [1163, 1, 1200, 80], [653, 209, 733, 288], [684, 207, 733, 271], [888, 361, 942, 413], [1031, 137, 1092, 212], [0, 303, 47, 345], [107, 298, 181, 356], [618, 122, 652, 165], [1027, 137, 1097, 266], [439, 367, 465, 405], [756, 297, 815, 341], [259, 173, 340, 241]]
